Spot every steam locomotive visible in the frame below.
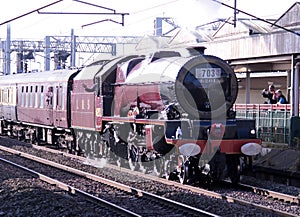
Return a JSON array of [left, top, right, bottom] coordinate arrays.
[[0, 46, 261, 184]]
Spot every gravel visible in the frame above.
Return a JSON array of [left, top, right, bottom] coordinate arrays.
[[0, 137, 299, 216], [0, 160, 116, 217]]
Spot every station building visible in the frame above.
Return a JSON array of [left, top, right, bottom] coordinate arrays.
[[200, 2, 300, 106]]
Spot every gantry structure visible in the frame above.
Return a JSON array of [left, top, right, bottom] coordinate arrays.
[[0, 27, 142, 74]]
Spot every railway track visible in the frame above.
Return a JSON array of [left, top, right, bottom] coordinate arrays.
[[0, 157, 140, 217], [238, 182, 299, 205], [0, 146, 217, 217], [45, 146, 300, 216], [0, 141, 299, 216]]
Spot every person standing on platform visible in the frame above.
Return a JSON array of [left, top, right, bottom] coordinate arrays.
[[275, 89, 288, 104], [261, 84, 277, 104]]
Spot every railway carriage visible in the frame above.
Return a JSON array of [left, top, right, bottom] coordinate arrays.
[[0, 69, 79, 143]]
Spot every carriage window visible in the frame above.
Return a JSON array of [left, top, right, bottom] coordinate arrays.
[[29, 86, 34, 107], [46, 86, 53, 108], [21, 86, 25, 107], [6, 88, 10, 103], [3, 88, 7, 103], [3, 89, 5, 103], [1, 89, 4, 102], [25, 86, 29, 107], [40, 86, 44, 108], [56, 85, 63, 110], [34, 86, 39, 108], [61, 86, 65, 110], [8, 87, 13, 104], [1, 89, 3, 103]]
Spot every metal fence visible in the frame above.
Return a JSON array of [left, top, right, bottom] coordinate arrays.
[[234, 104, 291, 144]]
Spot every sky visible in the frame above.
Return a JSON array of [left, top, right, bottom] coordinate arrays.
[[0, 0, 298, 40]]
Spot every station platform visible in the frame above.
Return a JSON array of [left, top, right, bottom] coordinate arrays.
[[252, 147, 300, 187]]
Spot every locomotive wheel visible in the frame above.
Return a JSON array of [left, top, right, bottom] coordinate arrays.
[[179, 161, 190, 184], [116, 157, 122, 167], [163, 158, 178, 181], [162, 159, 171, 180], [67, 141, 75, 154], [57, 135, 66, 149], [229, 164, 240, 185], [227, 156, 240, 185], [17, 129, 24, 142], [128, 158, 137, 171], [128, 145, 138, 171]]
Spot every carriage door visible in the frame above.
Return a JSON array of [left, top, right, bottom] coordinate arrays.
[[46, 86, 54, 125], [54, 84, 64, 127]]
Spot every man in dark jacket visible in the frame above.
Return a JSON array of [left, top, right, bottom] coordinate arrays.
[[261, 84, 277, 104]]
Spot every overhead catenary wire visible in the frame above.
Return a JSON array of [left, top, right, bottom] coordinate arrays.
[[0, 0, 64, 26], [0, 0, 129, 33], [130, 0, 181, 15], [211, 0, 300, 36], [56, 0, 182, 36]]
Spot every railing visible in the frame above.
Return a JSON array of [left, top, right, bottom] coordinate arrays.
[[233, 104, 291, 144]]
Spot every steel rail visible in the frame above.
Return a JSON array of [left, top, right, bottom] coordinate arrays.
[[29, 144, 299, 217], [0, 145, 218, 217], [0, 156, 141, 217], [1, 144, 296, 217], [238, 182, 299, 205]]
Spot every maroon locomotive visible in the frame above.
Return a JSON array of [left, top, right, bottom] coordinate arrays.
[[0, 46, 261, 184]]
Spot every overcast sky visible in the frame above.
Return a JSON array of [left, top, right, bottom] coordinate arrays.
[[0, 0, 297, 39]]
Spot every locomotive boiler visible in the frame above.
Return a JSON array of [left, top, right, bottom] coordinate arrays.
[[0, 45, 261, 184]]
